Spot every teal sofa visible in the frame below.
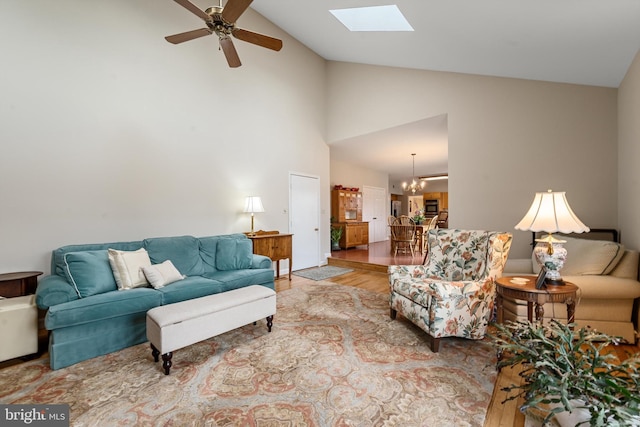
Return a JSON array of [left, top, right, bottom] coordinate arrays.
[[35, 234, 275, 370]]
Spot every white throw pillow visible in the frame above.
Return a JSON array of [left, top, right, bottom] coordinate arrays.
[[108, 248, 152, 290], [142, 260, 185, 289]]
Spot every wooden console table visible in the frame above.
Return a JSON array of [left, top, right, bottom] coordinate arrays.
[[247, 232, 293, 280]]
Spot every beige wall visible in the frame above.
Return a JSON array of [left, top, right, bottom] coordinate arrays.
[[330, 158, 389, 193], [618, 50, 640, 251], [326, 62, 618, 258], [0, 1, 329, 273]]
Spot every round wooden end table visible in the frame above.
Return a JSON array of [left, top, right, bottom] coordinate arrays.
[[495, 276, 578, 325]]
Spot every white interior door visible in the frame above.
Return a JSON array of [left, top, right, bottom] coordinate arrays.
[[290, 173, 320, 271], [363, 186, 388, 243]]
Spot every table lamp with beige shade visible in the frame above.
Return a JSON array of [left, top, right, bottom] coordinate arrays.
[[243, 196, 264, 236], [515, 190, 590, 285]]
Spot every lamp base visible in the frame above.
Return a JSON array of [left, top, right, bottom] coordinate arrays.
[[545, 278, 565, 286], [533, 239, 567, 286]]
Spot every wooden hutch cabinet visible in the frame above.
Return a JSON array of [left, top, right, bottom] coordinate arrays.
[[331, 189, 369, 249], [341, 222, 369, 249]]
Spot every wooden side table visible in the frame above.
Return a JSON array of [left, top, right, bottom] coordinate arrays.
[[247, 232, 293, 280], [495, 276, 578, 325], [0, 271, 43, 298]]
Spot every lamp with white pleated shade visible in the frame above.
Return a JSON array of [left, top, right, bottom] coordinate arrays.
[[515, 190, 589, 285]]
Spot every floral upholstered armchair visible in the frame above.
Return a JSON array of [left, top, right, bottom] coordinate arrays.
[[388, 229, 512, 352]]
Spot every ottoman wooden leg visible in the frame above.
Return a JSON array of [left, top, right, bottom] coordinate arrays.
[[266, 315, 274, 332], [151, 343, 160, 363], [162, 352, 173, 375]]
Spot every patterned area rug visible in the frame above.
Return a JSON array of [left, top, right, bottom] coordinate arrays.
[[0, 283, 497, 426], [292, 266, 353, 281]]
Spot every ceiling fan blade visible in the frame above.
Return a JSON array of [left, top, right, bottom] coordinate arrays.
[[219, 37, 242, 68], [233, 28, 282, 51], [165, 28, 212, 44], [173, 0, 212, 22], [221, 0, 253, 23]]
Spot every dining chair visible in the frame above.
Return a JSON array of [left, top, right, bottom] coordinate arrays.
[[421, 216, 440, 263], [388, 216, 399, 253], [390, 218, 417, 257], [397, 215, 414, 225], [436, 209, 449, 228]]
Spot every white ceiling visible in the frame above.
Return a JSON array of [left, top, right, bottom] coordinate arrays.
[[249, 0, 640, 182]]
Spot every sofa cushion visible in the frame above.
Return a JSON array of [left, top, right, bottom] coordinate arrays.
[[144, 235, 206, 276], [532, 236, 625, 276], [203, 269, 276, 289], [199, 236, 219, 272], [154, 276, 227, 305], [51, 241, 144, 277], [108, 248, 151, 290], [216, 238, 253, 271], [45, 287, 162, 330], [142, 260, 185, 289], [63, 250, 117, 298]]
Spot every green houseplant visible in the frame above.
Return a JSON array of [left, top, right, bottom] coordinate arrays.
[[330, 223, 343, 251], [491, 320, 640, 426]]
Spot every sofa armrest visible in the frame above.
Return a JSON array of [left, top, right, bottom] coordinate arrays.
[[609, 250, 639, 280], [35, 275, 79, 310], [251, 254, 273, 269]]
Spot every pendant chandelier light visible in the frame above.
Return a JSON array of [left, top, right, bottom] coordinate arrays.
[[402, 153, 426, 194]]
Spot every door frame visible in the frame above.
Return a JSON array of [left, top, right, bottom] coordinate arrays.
[[289, 172, 321, 271]]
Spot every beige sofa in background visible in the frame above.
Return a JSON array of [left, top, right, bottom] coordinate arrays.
[[503, 235, 640, 343]]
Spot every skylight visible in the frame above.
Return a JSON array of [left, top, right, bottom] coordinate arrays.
[[329, 5, 414, 32]]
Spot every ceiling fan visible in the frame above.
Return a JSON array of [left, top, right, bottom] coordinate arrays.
[[164, 0, 283, 68]]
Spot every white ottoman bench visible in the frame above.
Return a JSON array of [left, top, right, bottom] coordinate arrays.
[[146, 285, 276, 375]]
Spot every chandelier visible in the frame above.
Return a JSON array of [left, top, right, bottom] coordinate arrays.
[[402, 153, 426, 194]]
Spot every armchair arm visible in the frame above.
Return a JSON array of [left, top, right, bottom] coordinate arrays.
[[388, 265, 430, 287], [425, 279, 488, 300]]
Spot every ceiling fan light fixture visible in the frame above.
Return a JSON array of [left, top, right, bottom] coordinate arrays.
[[164, 0, 283, 68]]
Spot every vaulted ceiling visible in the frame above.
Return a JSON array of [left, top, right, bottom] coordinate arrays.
[[250, 0, 640, 182]]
